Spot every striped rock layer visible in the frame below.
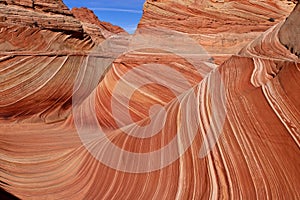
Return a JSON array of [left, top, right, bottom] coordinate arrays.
[[0, 0, 299, 199], [139, 0, 296, 64]]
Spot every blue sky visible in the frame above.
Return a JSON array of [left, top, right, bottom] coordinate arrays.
[[63, 0, 145, 33]]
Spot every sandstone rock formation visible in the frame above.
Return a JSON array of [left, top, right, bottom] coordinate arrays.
[[139, 0, 296, 64], [0, 0, 299, 199], [0, 1, 125, 123], [0, 0, 72, 15], [72, 7, 126, 34], [279, 2, 300, 57], [71, 7, 128, 44]]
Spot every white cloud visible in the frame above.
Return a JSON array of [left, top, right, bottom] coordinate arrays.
[[91, 7, 143, 14]]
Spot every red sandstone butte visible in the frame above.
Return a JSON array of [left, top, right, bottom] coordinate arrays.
[[0, 0, 299, 199], [72, 7, 126, 34], [71, 7, 128, 44]]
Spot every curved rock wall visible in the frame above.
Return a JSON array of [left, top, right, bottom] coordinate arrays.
[[139, 0, 296, 63], [0, 0, 299, 199]]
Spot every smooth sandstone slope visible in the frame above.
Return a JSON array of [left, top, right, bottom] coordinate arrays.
[[279, 1, 300, 57], [0, 0, 299, 199]]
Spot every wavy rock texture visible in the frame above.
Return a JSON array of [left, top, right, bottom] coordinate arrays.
[[0, 0, 72, 15], [0, 1, 126, 123], [0, 0, 300, 199], [139, 0, 296, 64]]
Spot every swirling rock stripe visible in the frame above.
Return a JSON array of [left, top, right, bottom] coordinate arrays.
[[1, 54, 299, 199], [139, 0, 295, 64], [0, 54, 86, 122], [0, 1, 299, 199]]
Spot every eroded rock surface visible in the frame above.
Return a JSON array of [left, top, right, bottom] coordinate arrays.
[[279, 2, 300, 57], [139, 0, 296, 64], [0, 1, 125, 122], [71, 7, 128, 44], [0, 0, 299, 199], [72, 7, 126, 34]]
